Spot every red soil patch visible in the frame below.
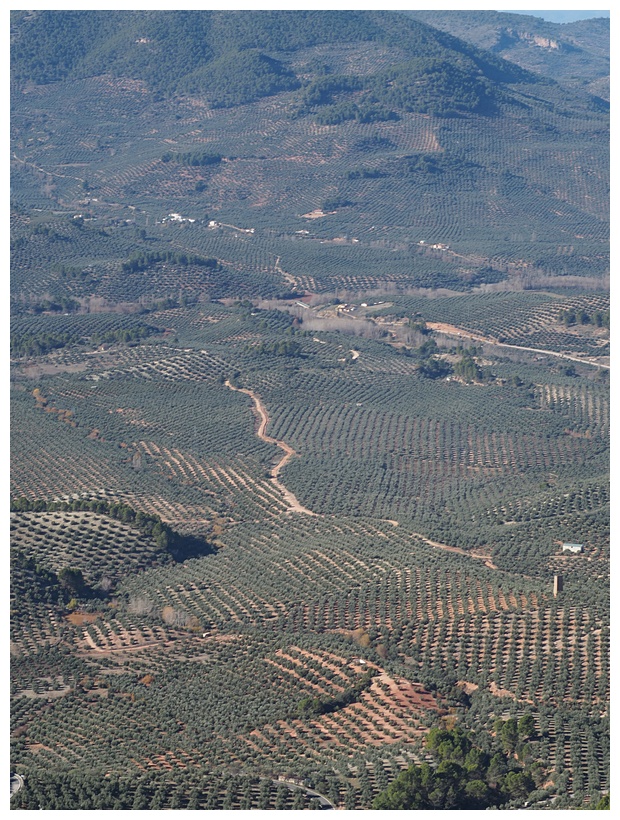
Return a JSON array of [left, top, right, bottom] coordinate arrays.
[[489, 681, 517, 700], [65, 611, 102, 625], [375, 672, 442, 711]]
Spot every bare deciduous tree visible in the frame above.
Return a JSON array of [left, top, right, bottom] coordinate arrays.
[[128, 595, 154, 616]]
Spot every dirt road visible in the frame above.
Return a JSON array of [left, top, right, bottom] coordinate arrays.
[[226, 381, 316, 515], [427, 322, 609, 369], [410, 530, 497, 570], [271, 780, 334, 809], [274, 256, 299, 289], [81, 632, 163, 654]]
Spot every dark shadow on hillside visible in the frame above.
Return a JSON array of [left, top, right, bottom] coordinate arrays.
[[167, 534, 218, 563]]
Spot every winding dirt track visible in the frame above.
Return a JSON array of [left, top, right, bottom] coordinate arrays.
[[225, 381, 316, 515]]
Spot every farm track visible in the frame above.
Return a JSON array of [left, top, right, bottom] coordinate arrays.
[[12, 151, 86, 184], [409, 530, 498, 570], [78, 639, 164, 656], [225, 381, 316, 516], [274, 256, 301, 290], [426, 322, 610, 369], [270, 780, 334, 809]]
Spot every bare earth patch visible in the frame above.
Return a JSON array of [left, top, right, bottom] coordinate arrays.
[[489, 681, 517, 700], [65, 611, 104, 626], [301, 209, 336, 219], [17, 361, 89, 378]]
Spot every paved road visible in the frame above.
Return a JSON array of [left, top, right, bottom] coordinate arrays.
[[10, 773, 24, 798], [427, 321, 609, 369], [272, 779, 334, 809]]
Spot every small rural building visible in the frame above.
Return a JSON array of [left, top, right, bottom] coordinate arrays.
[[553, 575, 563, 597], [561, 543, 583, 553]]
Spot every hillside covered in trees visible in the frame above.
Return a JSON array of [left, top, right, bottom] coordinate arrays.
[[10, 9, 608, 811]]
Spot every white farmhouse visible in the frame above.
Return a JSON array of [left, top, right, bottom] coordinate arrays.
[[561, 543, 583, 553]]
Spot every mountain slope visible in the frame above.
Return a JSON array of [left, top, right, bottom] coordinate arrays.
[[10, 9, 608, 302], [405, 11, 609, 100], [11, 9, 533, 110]]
